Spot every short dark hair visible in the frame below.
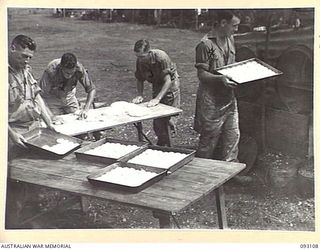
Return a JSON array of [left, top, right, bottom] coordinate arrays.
[[215, 10, 235, 23], [60, 53, 77, 69], [134, 39, 150, 53], [11, 34, 36, 51]]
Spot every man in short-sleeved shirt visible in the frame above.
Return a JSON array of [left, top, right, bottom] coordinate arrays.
[[40, 53, 96, 119], [133, 39, 180, 146], [7, 34, 57, 229], [194, 10, 240, 162], [135, 49, 180, 103], [8, 35, 55, 154]]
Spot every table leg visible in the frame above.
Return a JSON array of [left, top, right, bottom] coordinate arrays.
[[135, 122, 144, 142], [215, 186, 228, 229], [5, 180, 27, 228], [134, 122, 153, 144], [261, 82, 266, 152], [152, 211, 172, 228], [80, 196, 91, 213], [20, 195, 80, 226], [167, 123, 172, 147]]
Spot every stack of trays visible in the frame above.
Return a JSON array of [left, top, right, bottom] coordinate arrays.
[[86, 144, 196, 192], [75, 138, 148, 165], [215, 58, 282, 84], [23, 128, 82, 158]]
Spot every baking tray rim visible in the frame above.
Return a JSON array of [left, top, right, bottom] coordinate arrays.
[[87, 162, 166, 191], [122, 145, 196, 174], [74, 137, 149, 163], [23, 127, 82, 157], [215, 58, 283, 75]]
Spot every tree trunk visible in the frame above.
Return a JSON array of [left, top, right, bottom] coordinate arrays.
[[131, 9, 135, 23], [195, 9, 199, 30], [155, 9, 162, 27], [179, 10, 183, 28]]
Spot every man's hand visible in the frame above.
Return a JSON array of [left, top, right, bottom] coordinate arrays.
[[10, 131, 27, 148], [147, 98, 160, 107], [132, 96, 144, 104], [46, 123, 58, 132], [52, 116, 64, 125], [78, 109, 88, 120], [221, 75, 238, 88]]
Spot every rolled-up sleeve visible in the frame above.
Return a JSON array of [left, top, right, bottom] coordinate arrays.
[[39, 70, 53, 95], [135, 60, 146, 82], [195, 42, 210, 71], [154, 51, 177, 80], [78, 65, 95, 93]]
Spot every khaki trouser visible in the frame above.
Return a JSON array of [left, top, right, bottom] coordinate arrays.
[[6, 121, 41, 228], [196, 103, 240, 162], [153, 89, 180, 146]]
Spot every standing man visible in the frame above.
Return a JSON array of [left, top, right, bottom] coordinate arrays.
[[8, 34, 56, 157], [39, 53, 96, 119], [194, 10, 251, 182], [7, 34, 57, 228], [132, 39, 180, 146]]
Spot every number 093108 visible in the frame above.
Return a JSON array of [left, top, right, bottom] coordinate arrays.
[[300, 244, 319, 248]]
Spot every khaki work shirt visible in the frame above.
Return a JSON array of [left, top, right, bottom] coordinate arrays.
[[39, 59, 95, 108], [135, 49, 180, 103], [8, 65, 42, 131], [194, 31, 237, 133]]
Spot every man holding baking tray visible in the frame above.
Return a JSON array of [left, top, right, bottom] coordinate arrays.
[[7, 34, 59, 228], [194, 10, 251, 183], [39, 52, 96, 120], [8, 34, 57, 158]]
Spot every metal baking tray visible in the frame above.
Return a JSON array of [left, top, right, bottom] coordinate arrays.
[[215, 58, 283, 84], [122, 145, 196, 175], [75, 138, 148, 165], [87, 161, 166, 193], [23, 127, 82, 158]]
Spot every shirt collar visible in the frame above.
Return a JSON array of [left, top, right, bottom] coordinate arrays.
[[201, 30, 235, 54], [149, 50, 156, 64], [8, 64, 31, 74]]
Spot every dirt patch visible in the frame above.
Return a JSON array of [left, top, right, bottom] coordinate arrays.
[[7, 11, 315, 230]]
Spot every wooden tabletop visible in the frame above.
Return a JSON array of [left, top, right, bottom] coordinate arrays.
[[53, 103, 182, 136], [8, 154, 245, 214]]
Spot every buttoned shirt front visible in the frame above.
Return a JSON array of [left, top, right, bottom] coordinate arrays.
[[8, 65, 42, 130]]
